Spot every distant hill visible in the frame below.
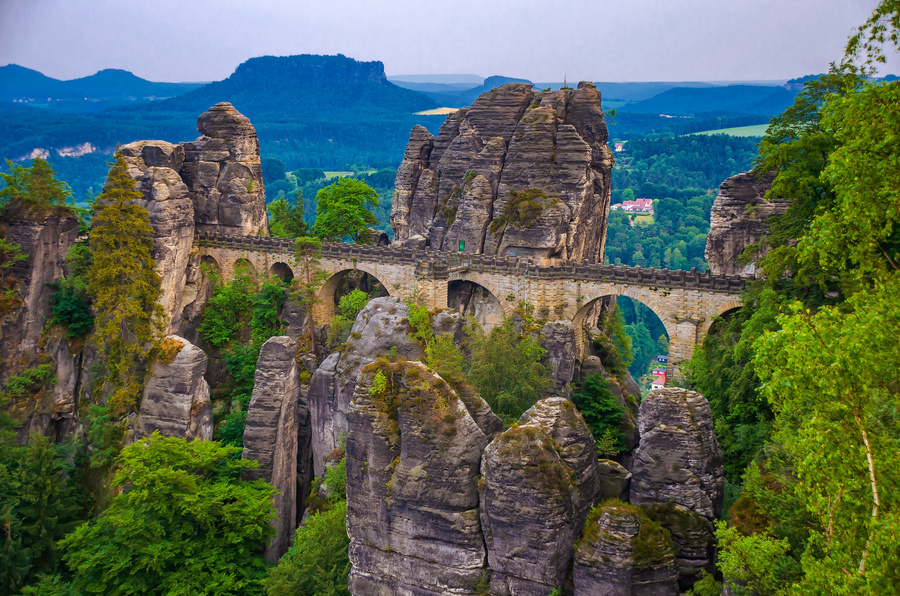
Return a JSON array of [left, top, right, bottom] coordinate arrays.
[[107, 54, 437, 120], [406, 74, 533, 107], [0, 64, 203, 112], [618, 84, 796, 116]]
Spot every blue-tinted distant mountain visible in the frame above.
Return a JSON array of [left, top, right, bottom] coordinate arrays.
[[408, 74, 532, 107], [107, 54, 437, 120], [388, 74, 483, 85], [591, 81, 718, 102], [0, 64, 203, 112], [617, 85, 796, 116]]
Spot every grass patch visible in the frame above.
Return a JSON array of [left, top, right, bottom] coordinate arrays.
[[687, 124, 768, 137]]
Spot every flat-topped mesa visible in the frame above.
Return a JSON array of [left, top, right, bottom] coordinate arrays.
[[391, 82, 614, 263]]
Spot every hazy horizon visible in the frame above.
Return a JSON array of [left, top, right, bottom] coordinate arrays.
[[2, 0, 898, 85]]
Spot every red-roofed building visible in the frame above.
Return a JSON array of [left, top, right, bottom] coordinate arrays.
[[650, 373, 665, 391], [610, 198, 654, 214]]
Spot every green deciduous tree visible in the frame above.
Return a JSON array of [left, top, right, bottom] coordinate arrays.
[[60, 433, 276, 596], [310, 178, 379, 242], [87, 153, 164, 408]]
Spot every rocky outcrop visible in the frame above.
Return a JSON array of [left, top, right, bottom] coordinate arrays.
[[134, 336, 212, 441], [597, 459, 632, 502], [242, 336, 306, 562], [392, 82, 614, 263], [541, 320, 577, 394], [644, 503, 716, 591], [0, 213, 79, 376], [705, 170, 785, 276], [119, 141, 195, 334], [573, 502, 679, 596], [308, 298, 499, 477], [181, 102, 269, 236], [347, 359, 490, 595], [630, 388, 724, 520], [480, 398, 601, 595]]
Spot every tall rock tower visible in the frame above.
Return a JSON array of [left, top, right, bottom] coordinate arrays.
[[391, 82, 614, 263]]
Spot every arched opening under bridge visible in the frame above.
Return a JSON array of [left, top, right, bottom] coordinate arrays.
[[447, 280, 505, 332]]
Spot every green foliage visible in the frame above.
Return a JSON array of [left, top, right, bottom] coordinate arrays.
[[592, 305, 633, 378], [84, 405, 125, 470], [1, 364, 57, 401], [264, 501, 350, 596], [464, 315, 551, 424], [0, 158, 73, 219], [685, 572, 722, 596], [310, 178, 379, 242], [268, 191, 309, 239], [715, 522, 794, 596], [198, 272, 255, 349], [328, 289, 370, 348], [489, 188, 553, 233], [48, 242, 94, 338], [845, 0, 900, 71], [0, 434, 80, 594], [60, 433, 276, 596], [571, 374, 626, 456], [87, 152, 164, 408]]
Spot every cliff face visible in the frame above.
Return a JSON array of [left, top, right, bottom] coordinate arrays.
[[391, 82, 614, 263], [705, 170, 786, 276]]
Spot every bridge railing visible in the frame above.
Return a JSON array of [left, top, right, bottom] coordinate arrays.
[[194, 232, 749, 293]]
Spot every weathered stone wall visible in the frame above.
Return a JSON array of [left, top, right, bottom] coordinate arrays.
[[197, 234, 745, 383]]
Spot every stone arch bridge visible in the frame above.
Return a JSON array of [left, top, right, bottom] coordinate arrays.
[[196, 233, 747, 382]]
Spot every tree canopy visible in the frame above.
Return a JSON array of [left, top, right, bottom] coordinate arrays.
[[310, 178, 379, 242]]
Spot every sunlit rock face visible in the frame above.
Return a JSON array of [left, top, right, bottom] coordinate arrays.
[[392, 82, 614, 264]]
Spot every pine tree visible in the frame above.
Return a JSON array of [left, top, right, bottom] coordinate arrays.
[[87, 152, 164, 408]]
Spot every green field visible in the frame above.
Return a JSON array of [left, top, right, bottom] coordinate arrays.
[[687, 123, 769, 137]]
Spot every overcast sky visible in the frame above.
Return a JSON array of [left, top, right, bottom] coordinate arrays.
[[1, 0, 897, 83]]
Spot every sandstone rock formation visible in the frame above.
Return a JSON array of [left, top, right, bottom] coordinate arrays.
[[134, 336, 212, 441], [120, 141, 195, 334], [347, 359, 490, 595], [242, 336, 307, 561], [644, 503, 716, 591], [181, 102, 269, 236], [573, 502, 679, 595], [0, 213, 79, 376], [480, 398, 601, 595], [308, 298, 500, 477], [705, 170, 785, 276], [630, 388, 724, 520], [597, 459, 632, 502], [120, 103, 270, 334], [391, 82, 614, 263], [541, 320, 577, 394]]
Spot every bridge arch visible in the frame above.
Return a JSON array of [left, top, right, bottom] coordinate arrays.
[[447, 279, 505, 332], [315, 266, 392, 322], [269, 262, 294, 283], [233, 257, 257, 282], [698, 298, 744, 337]]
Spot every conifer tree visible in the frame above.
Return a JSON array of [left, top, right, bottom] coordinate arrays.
[[87, 152, 163, 408]]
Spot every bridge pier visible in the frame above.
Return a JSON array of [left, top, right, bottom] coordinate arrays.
[[666, 319, 699, 384]]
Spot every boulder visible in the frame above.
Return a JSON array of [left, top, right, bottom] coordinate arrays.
[[134, 336, 212, 441], [242, 336, 307, 561], [630, 388, 724, 520], [573, 502, 679, 596], [480, 398, 601, 595], [180, 102, 269, 236], [347, 360, 490, 595], [705, 170, 785, 276], [391, 82, 614, 263], [597, 459, 632, 502]]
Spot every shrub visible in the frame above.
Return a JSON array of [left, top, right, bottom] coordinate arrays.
[[571, 373, 627, 456]]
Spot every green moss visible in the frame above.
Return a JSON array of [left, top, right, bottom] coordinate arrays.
[[578, 500, 675, 569], [489, 188, 556, 233]]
